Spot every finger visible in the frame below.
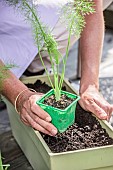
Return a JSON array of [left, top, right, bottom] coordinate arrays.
[[19, 95, 57, 135], [22, 105, 57, 136], [24, 112, 56, 136], [28, 112, 57, 135], [21, 97, 51, 124], [107, 105, 113, 121], [18, 102, 30, 126], [88, 99, 108, 120], [29, 95, 52, 122], [93, 98, 113, 120], [20, 116, 30, 126]]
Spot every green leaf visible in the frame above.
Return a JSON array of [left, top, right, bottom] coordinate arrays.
[[60, 0, 95, 37], [0, 64, 15, 92]]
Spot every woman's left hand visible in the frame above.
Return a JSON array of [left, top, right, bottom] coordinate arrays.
[[79, 85, 113, 121]]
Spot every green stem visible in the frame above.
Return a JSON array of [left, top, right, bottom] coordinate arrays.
[[38, 46, 54, 90], [59, 18, 74, 90], [48, 50, 56, 74], [24, 1, 46, 39], [24, 1, 56, 90], [47, 50, 60, 100], [24, 1, 62, 100]]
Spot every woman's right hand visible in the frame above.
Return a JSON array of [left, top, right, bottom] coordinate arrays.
[[16, 90, 58, 136]]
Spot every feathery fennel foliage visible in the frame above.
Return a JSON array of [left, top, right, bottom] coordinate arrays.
[[5, 0, 95, 101], [60, 0, 95, 37], [0, 64, 15, 92]]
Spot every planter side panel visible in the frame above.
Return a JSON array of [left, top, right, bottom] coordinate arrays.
[[50, 146, 113, 170], [6, 101, 50, 170]]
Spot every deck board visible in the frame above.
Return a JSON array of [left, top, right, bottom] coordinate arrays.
[[0, 131, 33, 170]]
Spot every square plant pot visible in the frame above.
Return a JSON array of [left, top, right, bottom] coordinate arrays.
[[37, 89, 80, 133], [4, 75, 113, 170]]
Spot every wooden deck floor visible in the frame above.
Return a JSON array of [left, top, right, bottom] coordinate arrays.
[[0, 131, 33, 170]]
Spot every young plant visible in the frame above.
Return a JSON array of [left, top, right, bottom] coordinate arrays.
[[5, 0, 95, 101]]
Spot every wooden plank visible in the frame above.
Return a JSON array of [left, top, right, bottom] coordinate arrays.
[[0, 131, 33, 170]]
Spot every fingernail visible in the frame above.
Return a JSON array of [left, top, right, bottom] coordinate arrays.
[[51, 129, 57, 136], [46, 116, 51, 122]]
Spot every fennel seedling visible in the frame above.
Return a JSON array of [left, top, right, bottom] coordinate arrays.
[[5, 0, 95, 101]]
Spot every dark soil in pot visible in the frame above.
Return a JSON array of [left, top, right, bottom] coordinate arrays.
[[26, 80, 113, 153], [27, 80, 73, 109], [43, 93, 75, 110]]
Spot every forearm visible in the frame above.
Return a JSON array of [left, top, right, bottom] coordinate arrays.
[[80, 0, 104, 93], [0, 60, 57, 135], [0, 60, 28, 105]]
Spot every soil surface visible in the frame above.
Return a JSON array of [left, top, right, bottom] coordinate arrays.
[[26, 80, 113, 153], [44, 94, 75, 110]]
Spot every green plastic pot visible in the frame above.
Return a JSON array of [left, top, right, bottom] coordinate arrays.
[[36, 89, 80, 132]]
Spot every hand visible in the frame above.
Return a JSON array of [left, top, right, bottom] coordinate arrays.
[[79, 85, 113, 121], [17, 91, 58, 136]]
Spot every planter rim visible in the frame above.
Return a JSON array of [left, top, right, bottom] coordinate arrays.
[[48, 143, 113, 156]]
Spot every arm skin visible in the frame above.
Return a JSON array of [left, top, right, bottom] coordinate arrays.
[[0, 60, 57, 136], [79, 0, 113, 120]]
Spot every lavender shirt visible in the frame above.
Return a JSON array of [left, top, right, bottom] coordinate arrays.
[[0, 1, 60, 78]]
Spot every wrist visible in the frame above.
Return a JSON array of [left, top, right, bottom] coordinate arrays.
[[15, 88, 37, 113], [79, 80, 99, 95]]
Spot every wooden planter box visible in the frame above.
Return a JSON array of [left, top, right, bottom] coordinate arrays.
[[4, 75, 113, 170]]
